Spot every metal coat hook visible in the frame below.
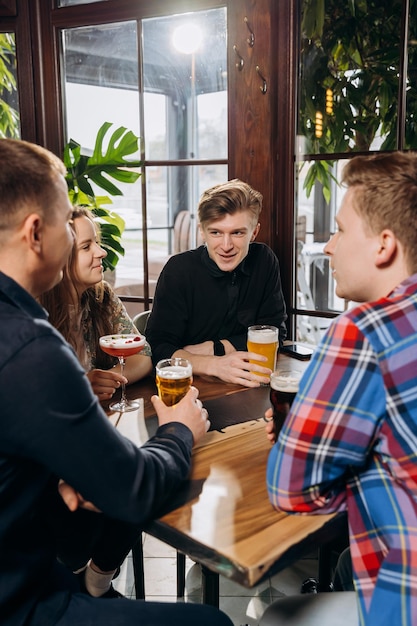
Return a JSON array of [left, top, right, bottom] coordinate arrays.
[[233, 45, 244, 71], [244, 17, 255, 47], [255, 65, 267, 94]]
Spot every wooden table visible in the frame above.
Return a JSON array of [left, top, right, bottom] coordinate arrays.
[[108, 356, 347, 606]]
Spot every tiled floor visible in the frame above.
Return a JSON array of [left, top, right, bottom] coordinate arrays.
[[113, 533, 319, 626]]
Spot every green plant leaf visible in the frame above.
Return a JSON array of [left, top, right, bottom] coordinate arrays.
[[64, 122, 142, 270]]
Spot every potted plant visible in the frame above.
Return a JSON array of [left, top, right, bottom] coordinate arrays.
[[63, 121, 142, 272]]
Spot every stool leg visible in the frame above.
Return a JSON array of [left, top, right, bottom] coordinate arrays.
[[131, 534, 145, 599], [176, 551, 186, 597]]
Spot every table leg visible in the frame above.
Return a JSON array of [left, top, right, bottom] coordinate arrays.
[[176, 551, 186, 597], [131, 534, 146, 599], [201, 565, 219, 607]]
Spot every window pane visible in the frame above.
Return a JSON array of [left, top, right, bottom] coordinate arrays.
[[61, 20, 141, 291], [142, 8, 227, 161], [62, 21, 139, 143], [144, 93, 167, 160], [295, 0, 408, 344], [198, 91, 227, 159], [298, 0, 402, 156], [295, 158, 348, 344], [60, 9, 228, 304], [0, 32, 20, 138]]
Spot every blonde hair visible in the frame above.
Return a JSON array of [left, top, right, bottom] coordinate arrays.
[[198, 179, 262, 228], [343, 152, 417, 272]]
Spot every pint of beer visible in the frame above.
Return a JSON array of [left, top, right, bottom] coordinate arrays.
[[155, 358, 193, 407], [247, 325, 279, 376], [269, 369, 301, 434]]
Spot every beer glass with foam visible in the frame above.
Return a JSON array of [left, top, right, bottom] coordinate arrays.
[[247, 325, 279, 378], [155, 358, 193, 407], [269, 369, 301, 434]]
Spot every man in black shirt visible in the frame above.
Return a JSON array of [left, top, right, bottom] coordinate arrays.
[[147, 179, 287, 386]]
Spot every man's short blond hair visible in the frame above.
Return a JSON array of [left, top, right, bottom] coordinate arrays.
[[198, 179, 263, 228], [342, 152, 417, 272]]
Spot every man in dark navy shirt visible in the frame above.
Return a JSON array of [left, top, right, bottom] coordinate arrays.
[[0, 138, 233, 626], [147, 179, 287, 386]]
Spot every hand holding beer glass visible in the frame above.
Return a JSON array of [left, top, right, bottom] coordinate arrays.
[[247, 325, 279, 381], [269, 369, 302, 435], [156, 358, 193, 406]]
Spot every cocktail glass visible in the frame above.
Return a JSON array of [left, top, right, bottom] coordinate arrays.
[[99, 333, 146, 412]]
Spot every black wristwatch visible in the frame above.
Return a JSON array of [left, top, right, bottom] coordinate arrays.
[[213, 340, 225, 356]]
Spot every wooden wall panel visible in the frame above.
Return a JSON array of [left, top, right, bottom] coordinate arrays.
[[228, 0, 276, 248], [0, 0, 16, 17]]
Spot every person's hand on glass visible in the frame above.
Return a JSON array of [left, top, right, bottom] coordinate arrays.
[[151, 386, 210, 445], [87, 368, 127, 400], [211, 351, 270, 386]]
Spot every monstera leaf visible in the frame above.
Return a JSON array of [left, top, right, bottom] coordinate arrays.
[[64, 122, 142, 271]]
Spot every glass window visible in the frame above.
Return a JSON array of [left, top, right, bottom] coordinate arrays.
[[0, 32, 20, 138], [295, 158, 348, 343], [294, 0, 410, 345], [60, 8, 227, 307], [142, 9, 227, 161], [298, 0, 403, 156]]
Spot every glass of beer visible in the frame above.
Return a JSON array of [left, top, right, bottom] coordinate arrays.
[[155, 358, 193, 407], [247, 325, 279, 378], [269, 369, 302, 434]]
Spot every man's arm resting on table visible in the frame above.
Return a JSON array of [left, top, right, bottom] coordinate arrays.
[[266, 319, 384, 516], [172, 344, 271, 387]]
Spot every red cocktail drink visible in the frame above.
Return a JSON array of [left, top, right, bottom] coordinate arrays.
[[99, 334, 145, 359], [99, 333, 146, 413]]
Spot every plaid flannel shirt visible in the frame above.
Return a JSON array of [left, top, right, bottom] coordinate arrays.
[[267, 274, 417, 626]]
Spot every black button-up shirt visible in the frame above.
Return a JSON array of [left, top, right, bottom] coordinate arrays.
[[147, 243, 287, 365]]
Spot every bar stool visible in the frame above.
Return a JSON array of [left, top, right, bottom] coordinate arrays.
[[259, 591, 359, 626]]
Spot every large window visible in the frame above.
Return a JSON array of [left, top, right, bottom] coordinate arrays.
[[8, 0, 417, 342], [294, 0, 414, 344], [61, 7, 227, 311]]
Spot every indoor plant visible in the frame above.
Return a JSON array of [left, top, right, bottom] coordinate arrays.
[[63, 121, 142, 272]]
